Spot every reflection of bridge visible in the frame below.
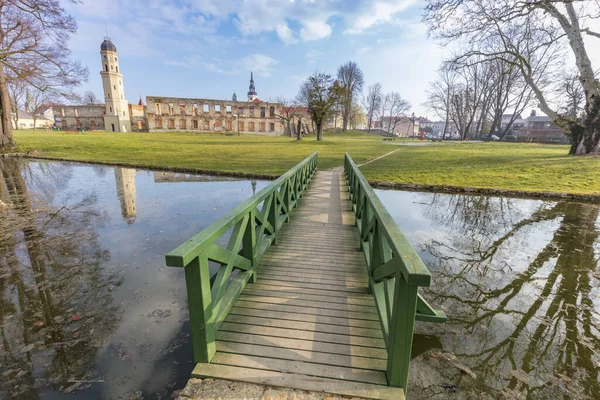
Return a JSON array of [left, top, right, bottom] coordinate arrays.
[[166, 153, 446, 399]]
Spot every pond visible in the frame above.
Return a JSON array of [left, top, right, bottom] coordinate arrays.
[[1, 158, 598, 399], [0, 158, 269, 399], [377, 190, 600, 399]]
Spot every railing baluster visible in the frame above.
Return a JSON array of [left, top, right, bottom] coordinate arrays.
[[184, 253, 215, 363]]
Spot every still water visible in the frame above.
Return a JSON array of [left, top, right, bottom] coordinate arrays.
[[377, 190, 600, 399], [1, 159, 598, 399], [0, 158, 268, 399]]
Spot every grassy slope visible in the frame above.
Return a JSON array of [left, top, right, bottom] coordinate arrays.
[[11, 130, 600, 195], [12, 130, 390, 175], [361, 142, 600, 195]]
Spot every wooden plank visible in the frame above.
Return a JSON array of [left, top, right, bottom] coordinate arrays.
[[259, 259, 367, 272], [219, 321, 386, 349], [256, 278, 368, 294], [247, 282, 371, 300], [215, 331, 387, 359], [228, 306, 382, 330], [224, 314, 383, 339], [242, 288, 375, 307], [258, 263, 366, 277], [234, 300, 380, 321], [257, 272, 366, 288], [238, 294, 377, 314], [216, 341, 385, 371], [254, 268, 367, 283], [211, 352, 388, 385], [192, 364, 405, 400]]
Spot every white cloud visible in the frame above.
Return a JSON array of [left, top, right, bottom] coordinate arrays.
[[241, 53, 279, 77], [300, 20, 333, 41], [276, 23, 298, 45], [165, 53, 279, 77], [344, 0, 417, 34]]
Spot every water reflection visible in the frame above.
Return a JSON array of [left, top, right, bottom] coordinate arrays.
[[377, 190, 600, 399], [0, 158, 268, 399]]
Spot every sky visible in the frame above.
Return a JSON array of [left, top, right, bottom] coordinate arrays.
[[66, 0, 444, 117]]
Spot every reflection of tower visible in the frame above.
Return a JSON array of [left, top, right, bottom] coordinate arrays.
[[251, 180, 257, 195], [114, 168, 137, 224]]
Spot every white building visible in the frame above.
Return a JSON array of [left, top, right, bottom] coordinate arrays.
[[100, 38, 131, 132]]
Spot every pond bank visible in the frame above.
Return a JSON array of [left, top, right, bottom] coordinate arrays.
[[21, 154, 600, 203]]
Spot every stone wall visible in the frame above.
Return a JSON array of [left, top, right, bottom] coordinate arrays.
[[54, 105, 105, 130], [129, 104, 148, 132], [146, 96, 284, 135]]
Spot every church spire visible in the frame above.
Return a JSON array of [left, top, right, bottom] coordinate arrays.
[[247, 71, 257, 102]]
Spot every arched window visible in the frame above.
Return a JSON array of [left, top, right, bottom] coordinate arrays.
[[123, 111, 126, 116], [116, 66, 119, 73], [113, 85, 116, 90], [108, 93, 111, 98], [110, 107, 113, 112], [114, 57, 117, 62], [103, 55, 107, 61], [105, 64, 108, 72], [111, 65, 113, 70]]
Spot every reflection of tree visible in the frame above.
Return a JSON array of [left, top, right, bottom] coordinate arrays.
[[0, 158, 122, 398], [420, 194, 600, 398]]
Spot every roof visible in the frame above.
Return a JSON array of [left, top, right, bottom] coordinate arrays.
[[138, 97, 145, 106], [251, 98, 262, 103], [527, 116, 551, 122], [502, 113, 523, 120], [13, 109, 53, 120], [101, 39, 117, 52]]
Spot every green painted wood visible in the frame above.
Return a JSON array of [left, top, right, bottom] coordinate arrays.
[[166, 152, 317, 364], [386, 279, 417, 392], [184, 254, 215, 363]]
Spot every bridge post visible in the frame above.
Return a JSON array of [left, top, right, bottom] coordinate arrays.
[[184, 253, 216, 363], [386, 277, 418, 391]]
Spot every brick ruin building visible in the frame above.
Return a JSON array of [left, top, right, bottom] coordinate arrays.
[[54, 38, 283, 135]]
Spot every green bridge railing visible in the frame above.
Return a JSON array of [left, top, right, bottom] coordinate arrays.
[[344, 153, 447, 391], [165, 152, 318, 363]]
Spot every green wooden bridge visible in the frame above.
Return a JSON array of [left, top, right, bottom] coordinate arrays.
[[166, 153, 446, 400]]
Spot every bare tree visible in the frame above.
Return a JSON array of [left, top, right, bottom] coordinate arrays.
[[0, 0, 88, 149], [560, 70, 586, 121], [424, 0, 600, 155], [28, 86, 55, 129], [364, 83, 383, 132], [426, 65, 456, 139], [274, 97, 298, 137], [82, 90, 99, 106], [297, 71, 342, 141], [381, 92, 411, 135], [7, 79, 26, 129], [348, 103, 366, 129], [337, 61, 364, 132]]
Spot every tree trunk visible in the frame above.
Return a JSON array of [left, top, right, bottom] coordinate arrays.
[[0, 66, 14, 149], [296, 118, 302, 141], [316, 123, 323, 141], [342, 102, 349, 132]]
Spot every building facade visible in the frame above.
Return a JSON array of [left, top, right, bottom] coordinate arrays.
[[54, 105, 105, 130], [145, 95, 284, 135]]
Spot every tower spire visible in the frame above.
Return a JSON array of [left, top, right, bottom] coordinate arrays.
[[247, 71, 257, 102]]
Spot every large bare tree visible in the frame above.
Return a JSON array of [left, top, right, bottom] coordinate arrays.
[[274, 96, 298, 138], [364, 83, 383, 132], [337, 61, 364, 132], [426, 65, 456, 139], [0, 0, 87, 149], [297, 71, 342, 141], [424, 0, 600, 155], [82, 90, 99, 106]]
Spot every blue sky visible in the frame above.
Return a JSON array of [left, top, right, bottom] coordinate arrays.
[[66, 0, 445, 116]]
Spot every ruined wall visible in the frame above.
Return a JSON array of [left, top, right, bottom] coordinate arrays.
[[146, 96, 284, 135], [129, 104, 148, 132], [54, 105, 105, 130]]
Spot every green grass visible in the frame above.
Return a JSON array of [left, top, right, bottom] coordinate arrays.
[[11, 130, 391, 175], [10, 130, 600, 195], [361, 142, 600, 195]]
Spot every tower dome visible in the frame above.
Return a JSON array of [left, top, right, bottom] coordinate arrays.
[[101, 38, 117, 52]]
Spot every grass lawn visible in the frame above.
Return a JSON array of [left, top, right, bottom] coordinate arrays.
[[11, 129, 391, 175], [361, 141, 600, 195], [9, 130, 600, 195]]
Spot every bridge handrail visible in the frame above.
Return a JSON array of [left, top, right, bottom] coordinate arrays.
[[344, 153, 446, 390], [166, 152, 318, 363]]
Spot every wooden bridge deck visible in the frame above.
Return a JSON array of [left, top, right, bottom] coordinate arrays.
[[192, 170, 405, 400]]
